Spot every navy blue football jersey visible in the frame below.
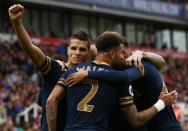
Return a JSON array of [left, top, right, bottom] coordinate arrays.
[[56, 61, 134, 131], [86, 61, 182, 131], [86, 65, 143, 131], [38, 56, 68, 131], [132, 61, 182, 131]]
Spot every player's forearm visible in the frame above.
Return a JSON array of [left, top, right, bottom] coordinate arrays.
[[121, 105, 158, 128], [133, 90, 178, 127], [46, 98, 58, 131], [133, 106, 158, 128], [88, 71, 124, 84], [12, 20, 46, 68], [88, 68, 141, 84], [46, 86, 65, 131], [142, 52, 165, 69], [12, 20, 35, 53]]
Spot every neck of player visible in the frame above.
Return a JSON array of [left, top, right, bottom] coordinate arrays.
[[94, 54, 112, 66]]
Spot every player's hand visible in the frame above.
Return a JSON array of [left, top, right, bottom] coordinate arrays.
[[126, 50, 143, 67], [159, 90, 178, 107], [162, 81, 169, 93], [8, 4, 24, 23], [66, 69, 88, 87]]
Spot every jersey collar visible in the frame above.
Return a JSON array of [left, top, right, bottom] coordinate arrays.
[[93, 61, 111, 66]]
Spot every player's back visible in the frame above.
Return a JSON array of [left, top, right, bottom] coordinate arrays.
[[64, 62, 119, 131], [133, 61, 182, 131], [133, 61, 163, 110]]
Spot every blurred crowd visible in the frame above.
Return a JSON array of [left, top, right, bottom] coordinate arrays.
[[0, 41, 40, 131], [161, 57, 188, 130], [0, 40, 188, 130]]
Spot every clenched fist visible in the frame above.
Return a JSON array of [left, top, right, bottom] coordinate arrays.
[[8, 4, 24, 23]]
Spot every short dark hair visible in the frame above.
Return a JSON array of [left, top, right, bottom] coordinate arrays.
[[69, 31, 91, 49], [96, 31, 124, 52], [122, 37, 129, 47]]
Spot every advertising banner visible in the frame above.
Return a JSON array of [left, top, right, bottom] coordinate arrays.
[[66, 0, 185, 17]]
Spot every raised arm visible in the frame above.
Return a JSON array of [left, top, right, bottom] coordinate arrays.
[[126, 50, 165, 69], [46, 77, 66, 131], [8, 4, 46, 69], [120, 89, 177, 128]]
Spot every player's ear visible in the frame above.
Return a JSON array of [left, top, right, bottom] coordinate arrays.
[[109, 49, 115, 59]]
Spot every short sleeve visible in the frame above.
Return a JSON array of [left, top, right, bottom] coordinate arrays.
[[56, 72, 69, 89], [38, 56, 52, 75], [119, 84, 134, 107]]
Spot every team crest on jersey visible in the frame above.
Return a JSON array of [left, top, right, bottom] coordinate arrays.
[[129, 85, 134, 96]]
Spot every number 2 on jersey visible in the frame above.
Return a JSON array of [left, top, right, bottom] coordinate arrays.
[[77, 80, 98, 112]]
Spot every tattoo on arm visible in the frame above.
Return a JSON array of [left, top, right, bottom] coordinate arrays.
[[46, 100, 57, 131], [121, 104, 158, 128], [46, 86, 65, 131]]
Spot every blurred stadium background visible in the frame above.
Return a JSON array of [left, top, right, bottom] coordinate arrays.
[[0, 0, 188, 130]]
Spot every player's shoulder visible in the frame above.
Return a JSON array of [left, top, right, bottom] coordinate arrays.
[[78, 61, 93, 67], [55, 59, 64, 66], [142, 60, 156, 69], [40, 56, 66, 77], [142, 60, 153, 66], [43, 56, 62, 69], [71, 61, 92, 69], [54, 59, 68, 70], [70, 61, 92, 72], [142, 60, 160, 76]]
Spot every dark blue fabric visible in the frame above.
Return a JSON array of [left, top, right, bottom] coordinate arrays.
[[59, 61, 123, 131], [133, 61, 182, 131], [38, 59, 68, 131]]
